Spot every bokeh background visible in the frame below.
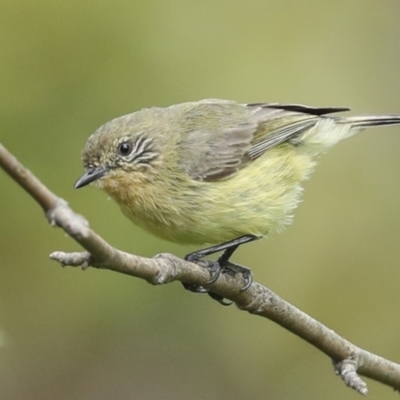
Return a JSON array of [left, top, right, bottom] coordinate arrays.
[[1, 1, 400, 399]]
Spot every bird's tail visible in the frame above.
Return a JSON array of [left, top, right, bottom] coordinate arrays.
[[337, 115, 400, 128], [299, 114, 400, 156]]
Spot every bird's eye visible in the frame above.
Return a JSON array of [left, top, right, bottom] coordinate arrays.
[[117, 142, 133, 156]]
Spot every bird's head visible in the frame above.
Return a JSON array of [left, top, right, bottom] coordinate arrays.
[[74, 113, 162, 193]]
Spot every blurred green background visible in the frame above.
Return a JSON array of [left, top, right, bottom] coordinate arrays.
[[1, 1, 400, 399]]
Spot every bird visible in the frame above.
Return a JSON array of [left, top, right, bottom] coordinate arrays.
[[75, 99, 400, 302]]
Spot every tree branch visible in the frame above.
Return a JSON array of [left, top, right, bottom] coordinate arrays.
[[1, 142, 399, 395]]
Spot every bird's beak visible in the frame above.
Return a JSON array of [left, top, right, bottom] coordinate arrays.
[[74, 166, 109, 189]]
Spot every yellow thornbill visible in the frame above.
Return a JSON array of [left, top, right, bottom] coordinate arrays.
[[75, 99, 400, 303]]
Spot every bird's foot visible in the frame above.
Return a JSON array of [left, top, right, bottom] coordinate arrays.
[[181, 235, 257, 305], [182, 255, 253, 306], [221, 260, 253, 292], [182, 258, 234, 305], [181, 259, 219, 293], [184, 256, 222, 284]]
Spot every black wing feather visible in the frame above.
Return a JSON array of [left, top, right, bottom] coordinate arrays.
[[248, 103, 350, 116]]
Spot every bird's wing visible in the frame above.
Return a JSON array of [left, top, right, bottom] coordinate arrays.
[[180, 103, 349, 182], [245, 103, 349, 160]]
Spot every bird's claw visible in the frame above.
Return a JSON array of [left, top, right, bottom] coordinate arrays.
[[181, 260, 221, 294], [204, 260, 222, 284], [222, 261, 253, 291], [182, 282, 209, 293], [208, 292, 233, 306]]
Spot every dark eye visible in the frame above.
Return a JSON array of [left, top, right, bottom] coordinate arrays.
[[117, 142, 133, 156]]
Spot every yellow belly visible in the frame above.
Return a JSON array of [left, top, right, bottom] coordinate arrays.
[[106, 144, 315, 245]]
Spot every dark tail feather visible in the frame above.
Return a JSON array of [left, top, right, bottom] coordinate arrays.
[[338, 115, 400, 128]]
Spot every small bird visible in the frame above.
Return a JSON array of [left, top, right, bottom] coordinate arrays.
[[75, 99, 400, 301]]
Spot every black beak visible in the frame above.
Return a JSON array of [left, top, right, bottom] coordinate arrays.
[[74, 166, 109, 189]]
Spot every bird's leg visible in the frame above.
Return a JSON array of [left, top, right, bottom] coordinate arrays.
[[182, 235, 258, 304]]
